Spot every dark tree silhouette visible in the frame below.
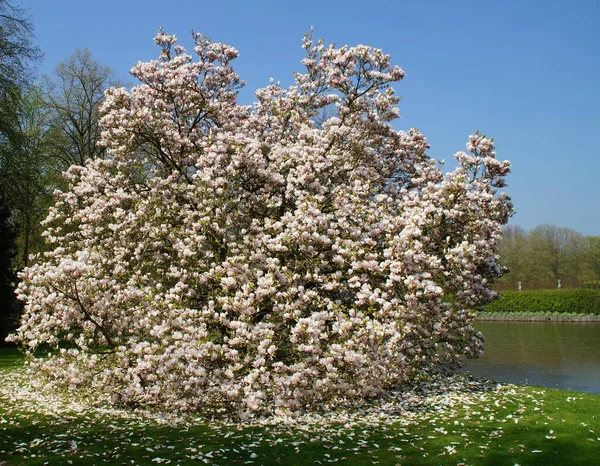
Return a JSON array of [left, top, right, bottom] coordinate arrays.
[[0, 189, 19, 344]]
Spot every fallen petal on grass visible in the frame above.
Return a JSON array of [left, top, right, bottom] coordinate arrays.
[[1, 350, 599, 466]]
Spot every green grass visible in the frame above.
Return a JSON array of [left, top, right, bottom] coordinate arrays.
[[0, 345, 22, 366], [1, 349, 599, 465]]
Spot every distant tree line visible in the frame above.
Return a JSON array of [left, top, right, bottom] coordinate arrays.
[[0, 0, 119, 342], [497, 224, 600, 290]]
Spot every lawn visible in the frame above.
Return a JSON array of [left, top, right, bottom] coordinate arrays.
[[1, 347, 598, 465]]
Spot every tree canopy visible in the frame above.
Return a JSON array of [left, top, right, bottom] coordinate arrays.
[[497, 224, 599, 289]]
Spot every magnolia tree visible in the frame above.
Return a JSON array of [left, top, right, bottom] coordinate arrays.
[[10, 30, 512, 416]]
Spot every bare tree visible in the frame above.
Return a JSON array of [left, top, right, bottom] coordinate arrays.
[[0, 0, 40, 93], [0, 0, 40, 144], [44, 48, 120, 168]]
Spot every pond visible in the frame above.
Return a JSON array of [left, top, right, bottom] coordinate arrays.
[[457, 321, 600, 394]]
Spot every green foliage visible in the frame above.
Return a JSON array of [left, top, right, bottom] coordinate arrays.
[[497, 225, 599, 288], [484, 289, 600, 315], [1, 47, 118, 270], [588, 237, 600, 283], [0, 86, 61, 267]]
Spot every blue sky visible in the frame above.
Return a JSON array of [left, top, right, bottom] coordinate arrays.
[[18, 0, 600, 235]]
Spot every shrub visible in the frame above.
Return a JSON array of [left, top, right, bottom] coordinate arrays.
[[484, 289, 600, 315], [9, 30, 512, 416]]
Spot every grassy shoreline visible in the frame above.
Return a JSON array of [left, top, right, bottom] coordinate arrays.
[[1, 348, 599, 465]]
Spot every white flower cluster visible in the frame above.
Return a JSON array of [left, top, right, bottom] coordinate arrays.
[[9, 31, 512, 417]]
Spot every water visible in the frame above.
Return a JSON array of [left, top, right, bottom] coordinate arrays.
[[457, 321, 600, 394]]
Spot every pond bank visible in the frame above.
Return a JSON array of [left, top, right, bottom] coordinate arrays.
[[476, 313, 600, 322]]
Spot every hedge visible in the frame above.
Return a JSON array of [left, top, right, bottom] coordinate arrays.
[[482, 289, 600, 315]]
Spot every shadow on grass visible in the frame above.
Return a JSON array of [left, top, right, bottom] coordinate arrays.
[[470, 422, 596, 466], [1, 349, 598, 465], [2, 408, 598, 466], [0, 345, 22, 369]]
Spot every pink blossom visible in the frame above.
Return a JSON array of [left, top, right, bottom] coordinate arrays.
[[9, 30, 512, 417]]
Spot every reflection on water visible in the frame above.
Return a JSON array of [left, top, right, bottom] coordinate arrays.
[[457, 321, 600, 394]]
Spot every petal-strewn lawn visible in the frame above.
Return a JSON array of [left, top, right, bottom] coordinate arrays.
[[1, 347, 598, 465]]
